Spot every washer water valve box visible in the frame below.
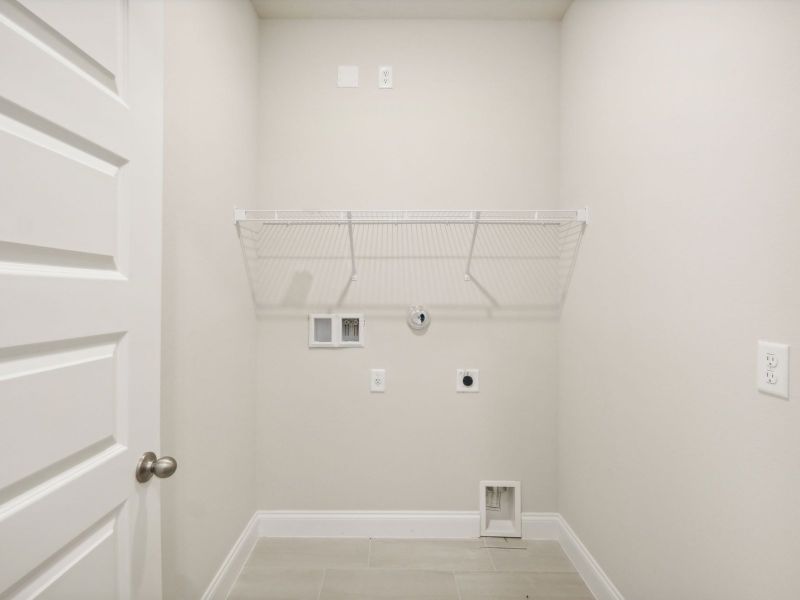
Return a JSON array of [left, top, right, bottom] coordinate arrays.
[[309, 314, 364, 348]]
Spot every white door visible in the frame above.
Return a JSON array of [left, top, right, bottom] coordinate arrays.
[[0, 0, 164, 598]]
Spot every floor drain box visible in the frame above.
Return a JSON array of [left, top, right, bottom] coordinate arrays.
[[480, 480, 521, 537]]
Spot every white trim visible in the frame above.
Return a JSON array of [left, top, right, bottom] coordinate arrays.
[[202, 511, 623, 600], [556, 515, 625, 600], [201, 512, 260, 600], [257, 510, 481, 539], [521, 512, 562, 539]]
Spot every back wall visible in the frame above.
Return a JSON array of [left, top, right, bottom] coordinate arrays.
[[255, 19, 562, 511]]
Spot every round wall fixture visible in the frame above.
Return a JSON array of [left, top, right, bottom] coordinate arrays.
[[407, 305, 431, 332]]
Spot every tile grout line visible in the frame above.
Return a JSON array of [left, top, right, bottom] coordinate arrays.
[[486, 544, 497, 573], [453, 570, 463, 600], [367, 538, 372, 568]]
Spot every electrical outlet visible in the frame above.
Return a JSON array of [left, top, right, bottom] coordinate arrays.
[[766, 353, 778, 369], [456, 369, 479, 393], [757, 341, 789, 399], [370, 369, 386, 392], [378, 65, 392, 89]]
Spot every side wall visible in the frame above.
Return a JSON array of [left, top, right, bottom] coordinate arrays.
[[559, 1, 800, 598], [162, 1, 260, 597], [255, 20, 561, 512]]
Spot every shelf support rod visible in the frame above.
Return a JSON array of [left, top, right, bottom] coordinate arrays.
[[464, 210, 481, 281], [347, 211, 358, 282]]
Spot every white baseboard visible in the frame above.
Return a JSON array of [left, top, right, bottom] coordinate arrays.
[[257, 510, 481, 538], [201, 512, 260, 600], [202, 510, 622, 600], [521, 512, 562, 539], [556, 515, 625, 600], [255, 510, 565, 540]]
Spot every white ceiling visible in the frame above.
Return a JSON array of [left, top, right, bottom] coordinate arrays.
[[251, 0, 573, 20]]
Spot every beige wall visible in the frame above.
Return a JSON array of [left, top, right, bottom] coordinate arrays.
[[255, 19, 561, 511], [558, 1, 800, 599], [162, 1, 259, 597]]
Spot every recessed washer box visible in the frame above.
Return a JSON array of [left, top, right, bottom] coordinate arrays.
[[309, 314, 364, 348], [339, 314, 363, 347], [480, 480, 521, 538]]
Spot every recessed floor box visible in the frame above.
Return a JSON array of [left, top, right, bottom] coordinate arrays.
[[480, 480, 521, 538]]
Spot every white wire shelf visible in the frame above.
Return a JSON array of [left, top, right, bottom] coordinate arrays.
[[234, 208, 588, 226], [234, 208, 588, 315]]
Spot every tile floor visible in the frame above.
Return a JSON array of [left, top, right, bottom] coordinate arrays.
[[228, 537, 594, 599]]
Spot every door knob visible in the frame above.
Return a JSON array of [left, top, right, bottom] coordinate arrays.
[[136, 452, 178, 482]]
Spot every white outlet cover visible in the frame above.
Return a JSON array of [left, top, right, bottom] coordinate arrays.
[[337, 65, 359, 88], [457, 369, 479, 393], [757, 340, 789, 399], [378, 65, 392, 89], [370, 368, 386, 393]]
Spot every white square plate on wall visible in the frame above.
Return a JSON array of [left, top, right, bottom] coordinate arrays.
[[457, 369, 479, 392], [309, 314, 336, 347], [337, 65, 359, 87]]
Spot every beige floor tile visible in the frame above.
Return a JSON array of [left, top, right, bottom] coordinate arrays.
[[247, 538, 369, 569], [227, 567, 324, 599], [487, 541, 576, 573], [319, 568, 459, 599], [369, 539, 493, 571], [482, 538, 529, 550], [456, 571, 593, 599]]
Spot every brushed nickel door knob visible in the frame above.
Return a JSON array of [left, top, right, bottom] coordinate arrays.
[[136, 452, 178, 483]]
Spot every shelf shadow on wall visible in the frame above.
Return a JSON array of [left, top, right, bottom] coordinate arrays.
[[236, 221, 585, 321]]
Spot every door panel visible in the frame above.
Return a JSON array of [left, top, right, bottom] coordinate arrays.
[[35, 517, 119, 600], [0, 5, 129, 159], [5, 510, 120, 600], [0, 335, 119, 491], [0, 125, 119, 259], [0, 454, 128, 594], [0, 0, 163, 597], [16, 0, 122, 77], [0, 0, 124, 100]]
